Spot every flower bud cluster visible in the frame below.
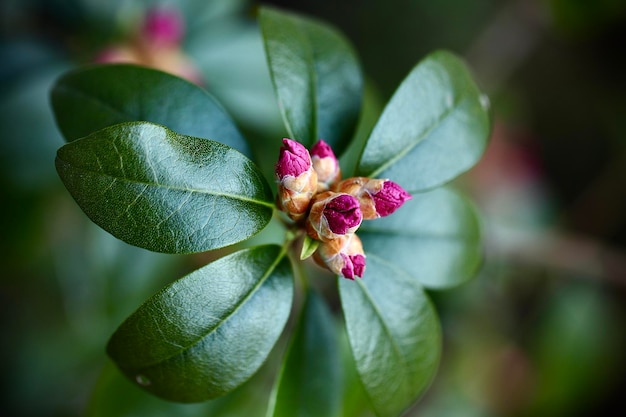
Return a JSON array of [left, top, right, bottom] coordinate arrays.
[[275, 138, 411, 280]]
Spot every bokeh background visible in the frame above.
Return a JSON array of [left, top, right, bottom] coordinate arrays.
[[1, 0, 625, 416]]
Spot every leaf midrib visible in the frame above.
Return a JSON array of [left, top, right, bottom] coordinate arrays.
[[352, 255, 414, 401], [278, 14, 319, 144], [133, 248, 287, 370], [365, 94, 465, 179], [358, 226, 477, 241], [57, 156, 275, 209], [299, 19, 320, 144]]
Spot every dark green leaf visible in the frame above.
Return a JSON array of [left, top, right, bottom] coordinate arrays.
[[338, 320, 376, 417], [55, 122, 273, 254], [107, 245, 293, 402], [259, 6, 362, 154], [268, 290, 342, 417], [51, 64, 251, 155], [356, 50, 490, 192], [339, 256, 441, 417], [359, 187, 482, 289]]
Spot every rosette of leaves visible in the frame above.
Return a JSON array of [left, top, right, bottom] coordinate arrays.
[[51, 6, 490, 417]]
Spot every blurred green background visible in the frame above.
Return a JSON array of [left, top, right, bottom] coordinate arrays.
[[1, 0, 625, 416]]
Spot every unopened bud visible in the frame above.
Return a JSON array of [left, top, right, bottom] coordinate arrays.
[[310, 140, 341, 191], [314, 234, 366, 279], [335, 177, 411, 219], [306, 191, 362, 241], [142, 7, 184, 47], [275, 139, 318, 221]]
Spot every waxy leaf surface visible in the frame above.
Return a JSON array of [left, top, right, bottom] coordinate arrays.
[[339, 257, 441, 417], [260, 6, 362, 154], [55, 122, 273, 253], [357, 50, 490, 192], [359, 187, 481, 289], [107, 245, 293, 402], [268, 290, 342, 417], [51, 64, 250, 155]]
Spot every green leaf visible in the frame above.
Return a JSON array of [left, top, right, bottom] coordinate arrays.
[[259, 6, 362, 154], [300, 235, 320, 260], [268, 290, 342, 417], [358, 187, 482, 289], [50, 64, 251, 156], [55, 121, 273, 254], [106, 245, 294, 402], [339, 256, 441, 417], [338, 321, 376, 417], [356, 50, 490, 192]]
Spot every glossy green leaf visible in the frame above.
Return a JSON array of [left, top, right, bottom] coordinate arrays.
[[259, 6, 362, 154], [338, 320, 376, 417], [339, 256, 441, 417], [51, 64, 251, 156], [55, 121, 273, 254], [106, 245, 293, 402], [268, 290, 342, 417], [357, 50, 490, 192], [359, 187, 482, 289]]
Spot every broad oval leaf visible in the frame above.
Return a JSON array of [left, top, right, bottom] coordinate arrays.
[[260, 6, 362, 154], [339, 257, 441, 417], [55, 121, 273, 254], [106, 245, 294, 402], [268, 290, 342, 417], [357, 50, 490, 192], [51, 64, 251, 156], [359, 187, 482, 289]]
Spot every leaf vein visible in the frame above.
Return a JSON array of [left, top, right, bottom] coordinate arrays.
[[353, 262, 411, 391], [155, 190, 194, 230], [55, 157, 274, 209], [367, 95, 463, 178], [135, 249, 287, 370]]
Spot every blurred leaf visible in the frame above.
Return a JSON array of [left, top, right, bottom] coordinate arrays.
[[107, 245, 293, 402], [548, 0, 626, 35], [55, 122, 273, 254], [340, 80, 385, 177], [0, 60, 67, 188], [527, 282, 625, 416], [356, 50, 490, 192], [185, 17, 283, 140], [338, 320, 376, 417], [259, 6, 362, 154], [359, 187, 482, 289], [339, 256, 441, 417], [51, 64, 251, 155], [268, 290, 342, 417]]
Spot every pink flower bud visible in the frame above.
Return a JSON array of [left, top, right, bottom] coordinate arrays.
[[335, 177, 411, 219], [275, 139, 318, 221], [310, 140, 341, 191], [371, 180, 412, 216], [306, 191, 362, 241], [142, 8, 184, 47], [314, 234, 366, 279]]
